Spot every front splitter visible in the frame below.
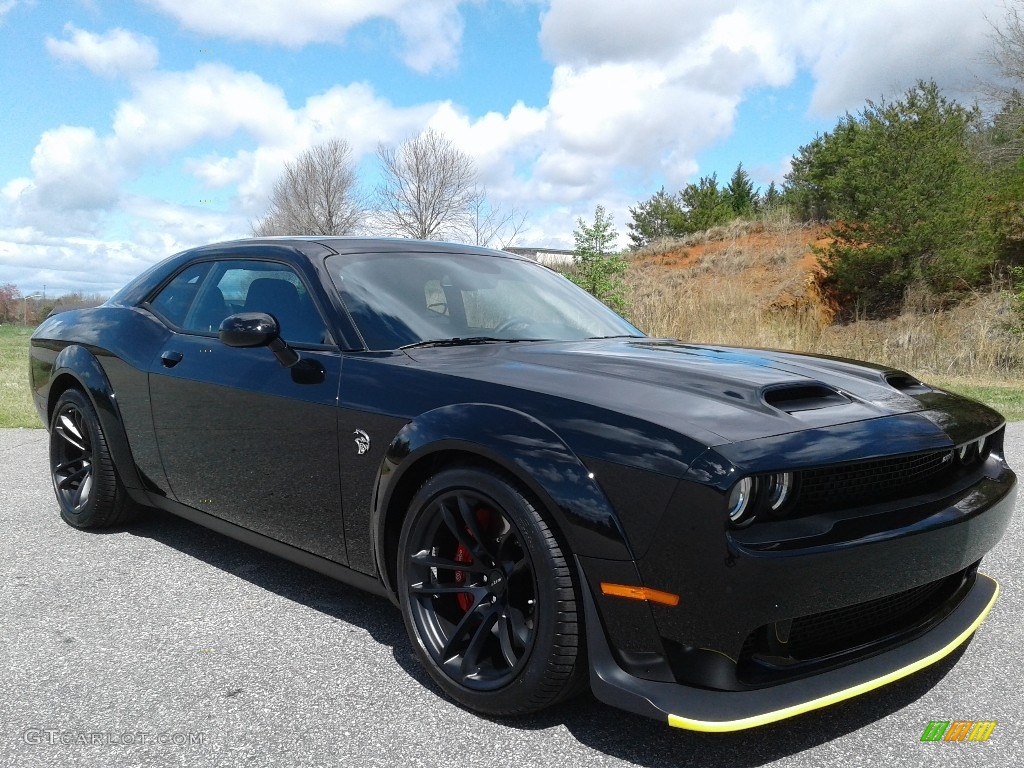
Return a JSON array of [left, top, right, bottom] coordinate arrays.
[[581, 568, 999, 732]]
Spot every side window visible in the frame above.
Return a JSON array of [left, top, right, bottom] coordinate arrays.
[[148, 262, 211, 328], [212, 261, 331, 346]]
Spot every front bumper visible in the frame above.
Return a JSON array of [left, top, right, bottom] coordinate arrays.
[[575, 425, 1015, 729], [582, 569, 999, 731]]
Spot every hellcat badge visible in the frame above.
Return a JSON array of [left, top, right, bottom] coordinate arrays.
[[353, 429, 371, 455]]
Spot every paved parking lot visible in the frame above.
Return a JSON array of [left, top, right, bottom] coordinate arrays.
[[1, 424, 1022, 768]]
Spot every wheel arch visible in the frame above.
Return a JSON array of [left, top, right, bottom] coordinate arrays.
[[48, 345, 145, 492], [372, 403, 635, 599]]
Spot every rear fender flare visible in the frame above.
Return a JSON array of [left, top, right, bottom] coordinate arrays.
[[49, 345, 144, 491]]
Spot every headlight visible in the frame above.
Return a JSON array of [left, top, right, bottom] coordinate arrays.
[[765, 472, 794, 511], [727, 477, 754, 526], [727, 472, 796, 527]]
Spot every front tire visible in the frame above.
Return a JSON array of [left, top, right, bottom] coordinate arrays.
[[397, 466, 586, 716], [49, 389, 138, 528]]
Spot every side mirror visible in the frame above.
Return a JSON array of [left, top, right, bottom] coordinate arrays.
[[219, 312, 299, 368], [219, 312, 278, 347]]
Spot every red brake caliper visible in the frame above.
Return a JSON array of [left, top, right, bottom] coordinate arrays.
[[453, 508, 493, 613]]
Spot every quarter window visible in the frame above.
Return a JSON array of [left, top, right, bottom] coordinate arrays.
[[148, 262, 211, 328]]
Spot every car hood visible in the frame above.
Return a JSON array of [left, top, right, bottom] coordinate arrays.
[[404, 338, 971, 445]]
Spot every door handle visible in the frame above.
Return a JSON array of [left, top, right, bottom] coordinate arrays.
[[160, 350, 184, 368]]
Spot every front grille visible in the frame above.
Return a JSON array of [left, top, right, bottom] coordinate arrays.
[[786, 575, 956, 659], [738, 567, 973, 684], [792, 449, 953, 514]]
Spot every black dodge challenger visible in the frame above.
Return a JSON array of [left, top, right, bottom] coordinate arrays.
[[29, 237, 1016, 731]]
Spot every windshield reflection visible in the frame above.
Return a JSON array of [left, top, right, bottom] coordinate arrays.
[[326, 251, 641, 350]]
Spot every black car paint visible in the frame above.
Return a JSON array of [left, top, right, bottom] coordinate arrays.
[[28, 236, 1017, 730]]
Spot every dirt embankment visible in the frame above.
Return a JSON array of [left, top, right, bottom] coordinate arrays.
[[630, 223, 836, 323]]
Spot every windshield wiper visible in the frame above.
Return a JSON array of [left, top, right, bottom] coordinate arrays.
[[400, 336, 509, 350], [401, 336, 554, 350], [586, 334, 647, 340]]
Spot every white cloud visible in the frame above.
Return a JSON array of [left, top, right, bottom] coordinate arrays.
[[110, 63, 295, 164], [0, 1, 20, 22], [3, 0, 1019, 292], [541, 0, 1007, 118], [0, 229, 156, 295], [141, 0, 471, 72], [540, 0, 722, 66], [46, 25, 159, 78], [787, 0, 1003, 114]]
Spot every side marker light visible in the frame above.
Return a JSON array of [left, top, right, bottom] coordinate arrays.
[[600, 582, 680, 606]]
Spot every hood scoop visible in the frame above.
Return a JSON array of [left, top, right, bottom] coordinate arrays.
[[762, 384, 851, 413], [885, 372, 932, 395]]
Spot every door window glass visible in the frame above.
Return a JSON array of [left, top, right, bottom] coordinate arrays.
[[147, 262, 211, 328], [212, 262, 331, 345], [149, 260, 331, 345]]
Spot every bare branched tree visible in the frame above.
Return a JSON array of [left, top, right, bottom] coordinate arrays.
[[990, 2, 1024, 84], [467, 187, 527, 248], [374, 129, 477, 240], [980, 2, 1024, 165], [252, 138, 364, 236]]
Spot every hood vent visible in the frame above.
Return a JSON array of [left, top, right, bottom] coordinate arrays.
[[885, 373, 932, 395], [763, 384, 850, 413]]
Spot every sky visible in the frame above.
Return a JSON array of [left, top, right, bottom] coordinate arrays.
[[0, 0, 1014, 296]]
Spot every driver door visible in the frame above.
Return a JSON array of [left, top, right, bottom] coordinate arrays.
[[146, 258, 348, 564]]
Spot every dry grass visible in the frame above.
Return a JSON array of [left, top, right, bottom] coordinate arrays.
[[625, 220, 1024, 383]]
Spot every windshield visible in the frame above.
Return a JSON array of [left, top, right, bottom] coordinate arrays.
[[325, 250, 642, 350]]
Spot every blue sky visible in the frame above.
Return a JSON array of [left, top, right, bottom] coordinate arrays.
[[0, 0, 1010, 295]]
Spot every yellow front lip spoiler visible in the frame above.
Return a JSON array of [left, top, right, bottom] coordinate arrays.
[[667, 576, 1000, 732]]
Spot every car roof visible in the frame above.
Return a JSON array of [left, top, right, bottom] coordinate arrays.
[[189, 236, 534, 261], [109, 237, 538, 307]]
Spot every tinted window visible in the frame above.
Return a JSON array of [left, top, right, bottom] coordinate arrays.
[[148, 262, 211, 328], [150, 260, 332, 345]]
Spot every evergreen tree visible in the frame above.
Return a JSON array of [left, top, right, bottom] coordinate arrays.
[[809, 81, 994, 316], [569, 205, 629, 311], [680, 173, 732, 231], [725, 163, 758, 216], [627, 187, 687, 248]]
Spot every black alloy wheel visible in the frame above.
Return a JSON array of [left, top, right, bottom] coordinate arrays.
[[398, 466, 586, 716], [49, 389, 137, 528]]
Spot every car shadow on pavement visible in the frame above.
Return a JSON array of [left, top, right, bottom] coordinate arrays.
[[501, 645, 968, 768], [121, 505, 969, 767], [123, 506, 407, 650]]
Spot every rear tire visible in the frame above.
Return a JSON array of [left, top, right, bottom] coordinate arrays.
[[397, 466, 586, 716], [49, 389, 139, 528]]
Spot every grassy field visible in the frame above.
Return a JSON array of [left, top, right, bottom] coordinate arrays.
[[929, 377, 1024, 421], [1, 322, 1021, 427], [0, 325, 40, 428]]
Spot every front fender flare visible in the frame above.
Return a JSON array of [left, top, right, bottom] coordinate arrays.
[[373, 403, 634, 595], [50, 345, 144, 491]]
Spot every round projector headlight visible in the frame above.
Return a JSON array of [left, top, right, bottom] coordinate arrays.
[[727, 477, 754, 525], [766, 472, 794, 511]]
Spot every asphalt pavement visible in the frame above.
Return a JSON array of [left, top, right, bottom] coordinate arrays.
[[1, 424, 1022, 768]]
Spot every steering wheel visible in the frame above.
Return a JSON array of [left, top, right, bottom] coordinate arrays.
[[494, 316, 533, 334]]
